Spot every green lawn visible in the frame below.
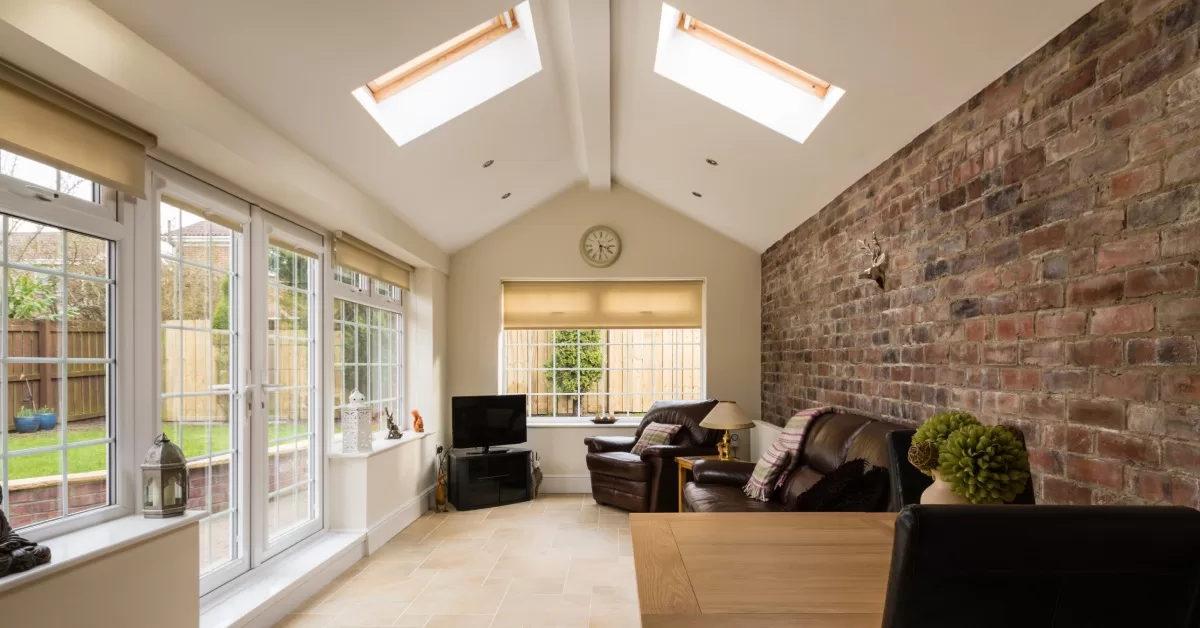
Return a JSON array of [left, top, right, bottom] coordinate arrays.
[[7, 423, 303, 480]]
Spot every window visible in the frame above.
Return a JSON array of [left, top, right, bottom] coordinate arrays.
[[503, 328, 702, 420], [0, 149, 100, 204], [331, 266, 404, 436], [366, 8, 519, 102], [1, 212, 114, 530], [654, 4, 845, 143], [676, 13, 830, 99]]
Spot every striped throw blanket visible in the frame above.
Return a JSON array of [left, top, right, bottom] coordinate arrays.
[[743, 406, 837, 501]]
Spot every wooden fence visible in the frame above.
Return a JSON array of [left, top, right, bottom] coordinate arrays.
[[503, 329, 703, 416], [6, 319, 107, 431]]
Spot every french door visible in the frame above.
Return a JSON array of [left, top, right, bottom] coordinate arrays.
[[155, 171, 323, 596]]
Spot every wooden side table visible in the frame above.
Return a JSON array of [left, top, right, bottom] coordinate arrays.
[[675, 455, 726, 512]]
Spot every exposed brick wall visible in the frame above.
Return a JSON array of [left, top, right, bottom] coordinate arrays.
[[762, 0, 1200, 506]]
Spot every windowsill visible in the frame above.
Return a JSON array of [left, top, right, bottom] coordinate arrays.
[[328, 430, 437, 459], [529, 420, 641, 428], [0, 509, 206, 595]]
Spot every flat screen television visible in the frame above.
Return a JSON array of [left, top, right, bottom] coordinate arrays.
[[452, 394, 527, 453]]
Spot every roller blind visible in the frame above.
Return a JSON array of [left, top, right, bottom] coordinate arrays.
[[0, 62, 156, 199], [333, 232, 413, 290], [502, 281, 704, 330]]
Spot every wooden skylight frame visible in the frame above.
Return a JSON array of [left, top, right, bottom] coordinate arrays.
[[677, 12, 830, 99], [367, 8, 519, 102]]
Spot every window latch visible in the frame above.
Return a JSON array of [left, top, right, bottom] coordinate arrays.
[[25, 185, 59, 202]]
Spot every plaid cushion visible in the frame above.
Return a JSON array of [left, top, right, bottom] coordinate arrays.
[[631, 422, 682, 455], [775, 407, 836, 489], [744, 441, 793, 501]]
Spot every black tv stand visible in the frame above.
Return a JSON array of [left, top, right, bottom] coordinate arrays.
[[448, 448, 532, 511]]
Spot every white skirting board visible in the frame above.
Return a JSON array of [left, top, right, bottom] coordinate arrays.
[[540, 474, 592, 494], [366, 486, 435, 554], [751, 420, 783, 461]]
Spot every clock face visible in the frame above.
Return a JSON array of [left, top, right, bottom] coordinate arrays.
[[580, 226, 621, 268]]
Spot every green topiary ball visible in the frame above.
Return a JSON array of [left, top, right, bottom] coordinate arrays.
[[938, 424, 1031, 505], [910, 411, 981, 476]]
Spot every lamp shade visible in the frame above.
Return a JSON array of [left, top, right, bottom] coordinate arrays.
[[700, 401, 755, 430]]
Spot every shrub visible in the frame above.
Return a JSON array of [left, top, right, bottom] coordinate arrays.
[[939, 424, 1031, 505], [910, 411, 981, 476]]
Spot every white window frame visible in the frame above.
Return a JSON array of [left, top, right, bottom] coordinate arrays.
[[501, 328, 705, 424], [0, 165, 134, 543], [329, 265, 405, 437]]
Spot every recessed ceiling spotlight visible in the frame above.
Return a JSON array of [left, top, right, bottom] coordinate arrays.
[[706, 158, 718, 166], [483, 159, 494, 168], [692, 191, 702, 198], [501, 192, 511, 199]]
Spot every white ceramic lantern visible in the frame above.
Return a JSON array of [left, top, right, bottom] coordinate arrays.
[[342, 388, 373, 454], [142, 433, 188, 518]]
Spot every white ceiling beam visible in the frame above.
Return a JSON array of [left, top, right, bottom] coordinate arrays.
[[557, 0, 612, 190]]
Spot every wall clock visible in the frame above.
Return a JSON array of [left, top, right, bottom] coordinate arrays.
[[580, 225, 622, 268]]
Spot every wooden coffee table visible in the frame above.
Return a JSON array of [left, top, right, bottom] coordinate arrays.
[[675, 455, 725, 512], [631, 512, 897, 627]]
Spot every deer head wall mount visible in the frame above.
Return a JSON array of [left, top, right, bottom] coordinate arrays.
[[858, 233, 888, 289]]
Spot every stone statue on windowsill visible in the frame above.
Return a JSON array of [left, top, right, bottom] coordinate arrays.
[[0, 493, 52, 578], [384, 408, 403, 440]]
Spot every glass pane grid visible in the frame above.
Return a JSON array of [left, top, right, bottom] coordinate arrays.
[[503, 329, 702, 419], [333, 298, 402, 435], [2, 212, 114, 530], [158, 204, 238, 574]]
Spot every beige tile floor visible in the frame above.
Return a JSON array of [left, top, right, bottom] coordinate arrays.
[[275, 494, 638, 628]]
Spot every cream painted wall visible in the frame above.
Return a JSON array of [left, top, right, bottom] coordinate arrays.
[[0, 524, 199, 627], [448, 183, 761, 485]]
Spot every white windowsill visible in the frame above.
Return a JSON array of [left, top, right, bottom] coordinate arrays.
[[0, 509, 206, 595], [529, 421, 641, 428], [328, 430, 437, 459]]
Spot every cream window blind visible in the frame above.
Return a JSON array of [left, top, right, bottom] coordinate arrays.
[[502, 281, 704, 330], [0, 61, 156, 198], [333, 232, 413, 290]]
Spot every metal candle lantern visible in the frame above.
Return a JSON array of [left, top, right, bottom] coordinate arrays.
[[342, 388, 373, 453], [142, 433, 188, 518]]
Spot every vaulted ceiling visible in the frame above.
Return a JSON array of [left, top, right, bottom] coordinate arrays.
[[1, 0, 1101, 260]]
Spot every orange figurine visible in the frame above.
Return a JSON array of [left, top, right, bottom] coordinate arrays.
[[412, 409, 425, 433]]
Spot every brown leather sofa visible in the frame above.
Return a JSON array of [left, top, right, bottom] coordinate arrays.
[[584, 399, 719, 512], [682, 411, 901, 512]]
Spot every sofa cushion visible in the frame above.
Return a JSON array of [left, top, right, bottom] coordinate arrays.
[[803, 413, 875, 473], [586, 452, 649, 481], [631, 422, 682, 455], [635, 399, 719, 447], [684, 483, 786, 513], [743, 441, 793, 501], [779, 466, 825, 505], [846, 420, 901, 468]]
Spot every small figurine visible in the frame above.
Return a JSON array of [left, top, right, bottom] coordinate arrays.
[[384, 408, 403, 440], [412, 409, 425, 433], [0, 492, 51, 578], [434, 445, 449, 513]]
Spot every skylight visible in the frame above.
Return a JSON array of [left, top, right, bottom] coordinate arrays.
[[354, 2, 540, 147], [654, 4, 844, 143]]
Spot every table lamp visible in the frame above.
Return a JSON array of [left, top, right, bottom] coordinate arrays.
[[700, 401, 755, 461]]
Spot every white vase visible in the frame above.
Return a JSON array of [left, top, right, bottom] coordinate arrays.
[[921, 470, 968, 505]]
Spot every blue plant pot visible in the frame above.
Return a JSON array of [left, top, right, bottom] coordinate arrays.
[[14, 415, 39, 433], [36, 412, 57, 431]]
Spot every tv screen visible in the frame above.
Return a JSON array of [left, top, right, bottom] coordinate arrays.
[[452, 395, 527, 450]]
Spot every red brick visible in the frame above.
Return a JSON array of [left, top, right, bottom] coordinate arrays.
[[1099, 24, 1160, 76], [1095, 371, 1158, 401], [1068, 398, 1126, 429], [1001, 368, 1040, 391], [983, 390, 1022, 414], [1029, 447, 1064, 475], [1131, 0, 1173, 24], [1096, 233, 1159, 270], [1125, 264, 1198, 297], [1067, 273, 1124, 305], [1072, 141, 1130, 181], [1127, 337, 1157, 364], [995, 314, 1035, 340], [1166, 144, 1200, 184], [1036, 311, 1087, 337], [1107, 163, 1162, 201], [965, 319, 990, 341], [1170, 476, 1200, 507], [1021, 340, 1064, 366], [1131, 102, 1200, 159], [1096, 432, 1161, 465], [1045, 123, 1097, 163], [1042, 477, 1094, 505], [1163, 374, 1200, 403], [1066, 455, 1125, 490], [1018, 284, 1064, 311], [1019, 223, 1067, 256], [1089, 302, 1156, 335], [1069, 337, 1123, 366], [1165, 440, 1200, 473], [1157, 336, 1198, 364], [1066, 209, 1125, 242], [1159, 297, 1200, 331], [1129, 468, 1173, 502], [1043, 369, 1092, 393], [1024, 395, 1066, 421], [1162, 220, 1200, 257], [982, 343, 1019, 365]]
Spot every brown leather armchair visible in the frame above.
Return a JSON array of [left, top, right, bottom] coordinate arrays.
[[584, 399, 719, 512]]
